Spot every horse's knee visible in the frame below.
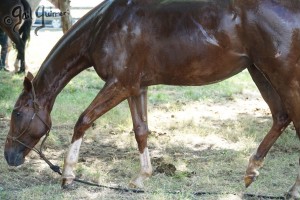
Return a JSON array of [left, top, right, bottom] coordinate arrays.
[[273, 112, 290, 130], [73, 115, 91, 141], [133, 124, 149, 152]]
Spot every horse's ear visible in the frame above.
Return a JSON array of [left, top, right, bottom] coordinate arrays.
[[23, 76, 32, 92], [26, 72, 34, 81]]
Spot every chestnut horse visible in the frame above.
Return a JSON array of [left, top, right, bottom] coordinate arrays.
[[0, 0, 32, 73], [4, 0, 300, 198]]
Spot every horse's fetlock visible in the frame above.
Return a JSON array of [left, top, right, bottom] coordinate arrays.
[[142, 168, 153, 177]]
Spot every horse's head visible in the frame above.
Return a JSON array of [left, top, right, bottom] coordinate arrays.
[[4, 73, 51, 166]]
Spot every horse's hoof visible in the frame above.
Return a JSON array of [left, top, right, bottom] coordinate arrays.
[[285, 192, 300, 200], [285, 187, 300, 200], [244, 175, 256, 188], [129, 178, 144, 189], [61, 178, 75, 189], [17, 70, 25, 74]]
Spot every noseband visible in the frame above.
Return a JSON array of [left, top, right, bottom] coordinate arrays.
[[7, 82, 51, 156]]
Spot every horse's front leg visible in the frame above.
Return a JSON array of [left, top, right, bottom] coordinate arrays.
[[128, 87, 153, 188], [61, 80, 129, 188], [245, 65, 291, 187], [61, 138, 82, 187]]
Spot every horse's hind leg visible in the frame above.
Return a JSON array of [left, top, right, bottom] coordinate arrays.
[[127, 87, 152, 188], [281, 111, 300, 198], [244, 65, 291, 187], [61, 80, 129, 188], [5, 38, 12, 70], [16, 44, 25, 73], [1, 27, 25, 73], [18, 0, 32, 73], [287, 164, 300, 199]]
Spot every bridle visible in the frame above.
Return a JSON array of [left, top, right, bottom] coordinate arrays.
[[8, 109, 51, 155], [6, 81, 54, 167]]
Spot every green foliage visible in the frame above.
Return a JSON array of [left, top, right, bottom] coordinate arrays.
[[149, 70, 254, 105], [0, 73, 23, 116]]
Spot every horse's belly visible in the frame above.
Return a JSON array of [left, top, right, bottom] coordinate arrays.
[[151, 51, 250, 86]]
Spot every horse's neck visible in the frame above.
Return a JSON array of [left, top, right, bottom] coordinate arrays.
[[33, 29, 92, 111], [31, 0, 114, 111]]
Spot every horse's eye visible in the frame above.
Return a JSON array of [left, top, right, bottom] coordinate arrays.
[[15, 112, 21, 117]]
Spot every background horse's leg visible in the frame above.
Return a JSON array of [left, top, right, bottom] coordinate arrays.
[[0, 27, 24, 71], [245, 65, 291, 187], [4, 37, 21, 73], [62, 80, 130, 188], [128, 87, 152, 188], [13, 0, 45, 73], [60, 0, 72, 33], [13, 39, 25, 73], [2, 0, 32, 73], [4, 38, 12, 69], [18, 3, 32, 73], [50, 0, 72, 33]]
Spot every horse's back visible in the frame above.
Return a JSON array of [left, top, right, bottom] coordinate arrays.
[[92, 0, 250, 86]]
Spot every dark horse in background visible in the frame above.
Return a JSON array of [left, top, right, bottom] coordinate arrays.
[[8, 0, 72, 73], [0, 0, 32, 73], [4, 0, 300, 198]]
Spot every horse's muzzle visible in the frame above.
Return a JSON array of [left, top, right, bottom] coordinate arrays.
[[4, 149, 25, 166]]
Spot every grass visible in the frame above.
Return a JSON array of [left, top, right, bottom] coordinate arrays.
[[1, 69, 299, 199], [149, 72, 250, 105], [0, 74, 24, 116], [1, 30, 300, 199]]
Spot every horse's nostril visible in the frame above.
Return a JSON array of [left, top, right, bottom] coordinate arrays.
[[4, 150, 25, 166]]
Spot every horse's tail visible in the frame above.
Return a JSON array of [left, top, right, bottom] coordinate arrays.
[[19, 0, 32, 44]]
